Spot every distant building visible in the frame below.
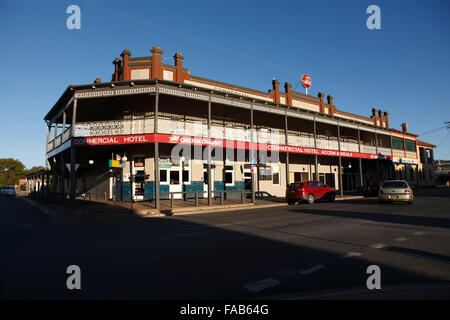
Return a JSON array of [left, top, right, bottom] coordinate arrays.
[[435, 160, 450, 186]]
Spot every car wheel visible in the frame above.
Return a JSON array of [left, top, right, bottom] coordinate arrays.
[[287, 200, 294, 205], [328, 192, 335, 202], [307, 194, 315, 204]]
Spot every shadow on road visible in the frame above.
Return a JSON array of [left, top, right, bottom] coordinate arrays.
[[288, 207, 450, 229], [1, 195, 449, 300]]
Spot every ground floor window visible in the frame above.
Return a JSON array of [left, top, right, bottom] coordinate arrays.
[[225, 165, 234, 185]]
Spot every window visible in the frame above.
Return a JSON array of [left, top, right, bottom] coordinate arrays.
[[170, 171, 180, 185], [273, 172, 280, 185], [160, 170, 167, 183], [289, 182, 303, 188], [225, 165, 234, 185], [182, 170, 189, 184], [382, 181, 408, 188], [225, 172, 233, 184], [134, 157, 145, 167], [258, 167, 272, 180], [405, 140, 416, 152], [392, 137, 404, 150]]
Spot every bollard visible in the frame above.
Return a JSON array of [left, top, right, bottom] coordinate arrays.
[[170, 193, 174, 208], [195, 192, 198, 206], [220, 191, 224, 205], [241, 191, 244, 204]]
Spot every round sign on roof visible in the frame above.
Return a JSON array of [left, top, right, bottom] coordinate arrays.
[[301, 74, 311, 89]]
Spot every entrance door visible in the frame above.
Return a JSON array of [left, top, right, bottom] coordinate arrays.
[[169, 166, 182, 199], [343, 173, 357, 192], [203, 164, 215, 198], [160, 165, 183, 200]]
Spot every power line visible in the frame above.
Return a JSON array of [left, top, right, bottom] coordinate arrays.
[[436, 132, 450, 146], [418, 125, 446, 136]]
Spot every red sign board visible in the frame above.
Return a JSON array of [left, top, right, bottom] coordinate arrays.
[[301, 74, 311, 89], [72, 133, 392, 160]]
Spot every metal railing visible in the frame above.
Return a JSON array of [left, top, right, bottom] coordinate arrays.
[[159, 189, 252, 208]]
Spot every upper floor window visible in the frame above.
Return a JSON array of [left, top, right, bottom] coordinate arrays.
[[392, 137, 404, 150], [405, 140, 416, 152]]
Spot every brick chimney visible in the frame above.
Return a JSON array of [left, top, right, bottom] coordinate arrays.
[[318, 92, 325, 113], [371, 108, 377, 125], [120, 49, 131, 81], [151, 46, 164, 79], [272, 78, 280, 103], [327, 94, 335, 115], [401, 123, 408, 132], [384, 111, 389, 128], [174, 52, 185, 83], [284, 82, 292, 106], [112, 57, 121, 81]]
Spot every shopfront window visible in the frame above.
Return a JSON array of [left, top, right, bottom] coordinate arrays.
[[258, 167, 272, 181]]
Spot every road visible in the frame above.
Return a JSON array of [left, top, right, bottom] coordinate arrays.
[[1, 188, 450, 299]]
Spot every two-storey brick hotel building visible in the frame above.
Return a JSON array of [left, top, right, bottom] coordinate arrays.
[[39, 46, 436, 206]]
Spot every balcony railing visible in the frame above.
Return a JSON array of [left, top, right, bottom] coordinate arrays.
[[361, 145, 377, 154], [74, 119, 154, 137], [340, 141, 360, 152], [378, 147, 392, 156], [316, 137, 339, 150], [46, 118, 401, 158]]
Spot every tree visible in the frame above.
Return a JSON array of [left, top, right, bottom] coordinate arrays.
[[27, 166, 46, 174], [0, 158, 27, 186]]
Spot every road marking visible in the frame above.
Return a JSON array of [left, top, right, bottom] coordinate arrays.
[[342, 252, 362, 258], [394, 237, 408, 242], [412, 231, 428, 236], [245, 278, 281, 293], [17, 224, 32, 228], [370, 243, 386, 249], [298, 265, 325, 275]]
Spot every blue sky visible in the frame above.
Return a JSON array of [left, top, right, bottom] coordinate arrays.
[[0, 0, 449, 168]]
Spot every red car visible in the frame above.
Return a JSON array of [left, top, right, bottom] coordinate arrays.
[[286, 181, 336, 205]]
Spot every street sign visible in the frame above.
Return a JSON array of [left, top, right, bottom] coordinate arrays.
[[66, 163, 80, 173], [301, 74, 311, 94], [250, 157, 256, 166]]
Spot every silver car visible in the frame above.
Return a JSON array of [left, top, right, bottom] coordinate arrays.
[[378, 180, 413, 204], [0, 186, 16, 196]]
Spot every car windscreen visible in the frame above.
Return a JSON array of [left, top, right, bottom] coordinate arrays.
[[382, 181, 408, 188], [2, 186, 14, 190], [288, 183, 303, 188]]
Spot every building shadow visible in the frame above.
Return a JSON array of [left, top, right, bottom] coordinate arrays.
[[288, 207, 450, 229]]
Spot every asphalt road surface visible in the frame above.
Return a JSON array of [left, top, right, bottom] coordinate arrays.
[[1, 188, 450, 299]]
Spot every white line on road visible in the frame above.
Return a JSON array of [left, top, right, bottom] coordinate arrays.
[[342, 252, 362, 258], [394, 237, 408, 242], [412, 231, 428, 236], [245, 278, 281, 293], [370, 243, 386, 249], [298, 265, 325, 275]]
